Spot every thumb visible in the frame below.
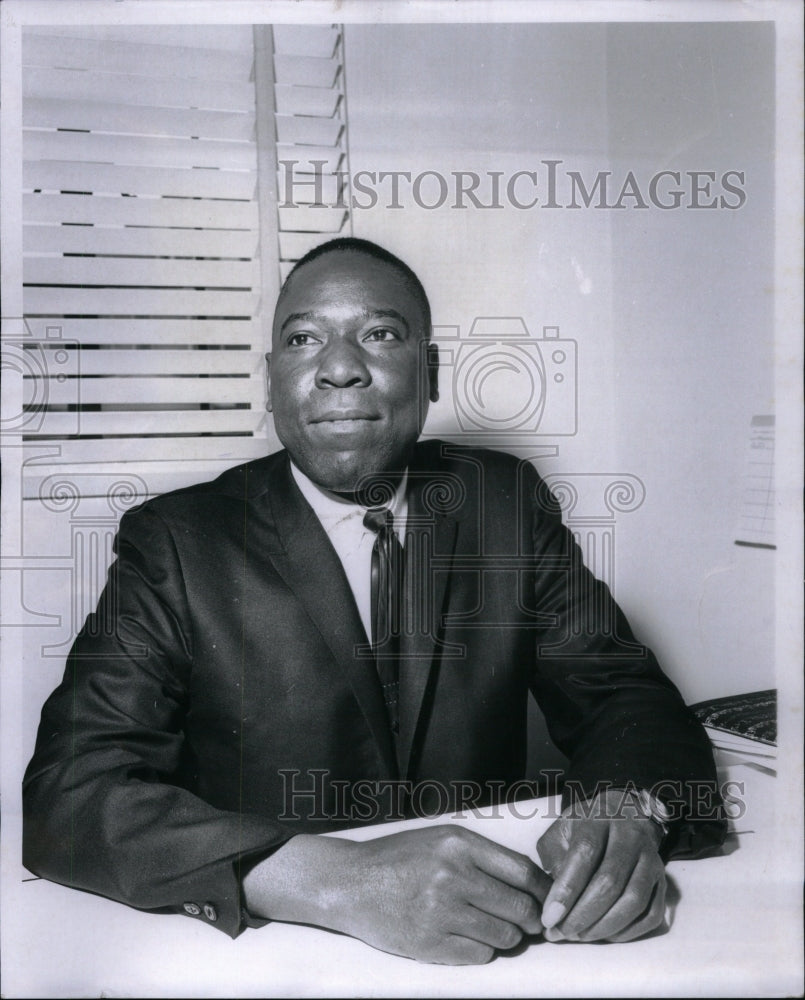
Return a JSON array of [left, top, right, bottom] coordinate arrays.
[[537, 818, 570, 875]]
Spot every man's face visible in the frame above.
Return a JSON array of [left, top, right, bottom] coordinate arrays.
[[268, 251, 438, 492]]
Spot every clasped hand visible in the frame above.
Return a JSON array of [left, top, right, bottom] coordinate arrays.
[[536, 789, 667, 943], [246, 789, 666, 964], [341, 789, 667, 959]]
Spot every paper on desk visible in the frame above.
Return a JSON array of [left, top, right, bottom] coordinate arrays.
[[705, 725, 777, 759]]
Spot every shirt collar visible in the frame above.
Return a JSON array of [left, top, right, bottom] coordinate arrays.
[[290, 460, 408, 529]]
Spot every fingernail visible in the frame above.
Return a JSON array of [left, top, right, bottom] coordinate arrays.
[[541, 901, 566, 928]]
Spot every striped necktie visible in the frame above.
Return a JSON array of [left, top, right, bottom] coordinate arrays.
[[363, 507, 403, 734]]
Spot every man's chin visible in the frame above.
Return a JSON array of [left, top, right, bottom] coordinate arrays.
[[293, 446, 409, 495]]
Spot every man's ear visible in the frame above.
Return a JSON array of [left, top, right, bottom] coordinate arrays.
[[264, 352, 272, 412], [427, 342, 439, 403]]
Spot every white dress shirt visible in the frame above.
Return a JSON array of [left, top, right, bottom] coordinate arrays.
[[290, 462, 408, 643]]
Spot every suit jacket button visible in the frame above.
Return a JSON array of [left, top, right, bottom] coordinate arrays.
[[183, 902, 201, 916], [203, 904, 218, 922]]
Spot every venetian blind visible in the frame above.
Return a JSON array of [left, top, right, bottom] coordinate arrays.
[[21, 23, 352, 485], [272, 24, 352, 282]]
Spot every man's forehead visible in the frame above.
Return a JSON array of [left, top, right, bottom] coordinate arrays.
[[274, 251, 425, 325], [283, 252, 410, 295]]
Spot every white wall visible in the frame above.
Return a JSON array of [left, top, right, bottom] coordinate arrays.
[[344, 21, 775, 708], [346, 23, 619, 475], [605, 23, 775, 701]]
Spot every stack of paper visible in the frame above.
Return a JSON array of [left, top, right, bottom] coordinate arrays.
[[705, 726, 777, 772]]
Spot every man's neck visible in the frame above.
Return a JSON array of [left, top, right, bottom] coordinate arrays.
[[330, 473, 405, 509], [290, 461, 408, 516]]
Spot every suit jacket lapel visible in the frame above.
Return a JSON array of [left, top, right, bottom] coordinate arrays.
[[263, 453, 398, 778], [397, 450, 459, 780]]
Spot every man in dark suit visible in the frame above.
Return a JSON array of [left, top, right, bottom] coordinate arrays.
[[23, 238, 725, 964]]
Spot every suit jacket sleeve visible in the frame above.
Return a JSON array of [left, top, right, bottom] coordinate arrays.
[[524, 465, 727, 859], [22, 503, 291, 938]]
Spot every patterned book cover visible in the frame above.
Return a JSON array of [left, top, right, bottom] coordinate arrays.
[[690, 689, 777, 746]]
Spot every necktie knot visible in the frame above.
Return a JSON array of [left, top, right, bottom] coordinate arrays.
[[363, 507, 394, 534]]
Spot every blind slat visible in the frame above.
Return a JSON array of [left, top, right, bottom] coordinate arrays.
[[275, 144, 343, 175], [21, 470, 154, 503], [278, 206, 349, 234], [276, 169, 343, 207], [22, 317, 260, 346], [23, 66, 256, 113], [24, 25, 256, 52], [36, 348, 262, 376], [24, 193, 258, 229], [273, 55, 340, 89], [272, 25, 339, 59], [24, 287, 258, 316], [24, 98, 256, 142], [29, 410, 261, 436], [39, 376, 263, 406], [25, 160, 256, 201], [23, 224, 259, 260], [24, 33, 254, 83], [25, 130, 256, 172], [29, 435, 270, 466], [275, 115, 343, 147], [21, 461, 263, 502], [24, 256, 259, 289], [274, 84, 340, 118]]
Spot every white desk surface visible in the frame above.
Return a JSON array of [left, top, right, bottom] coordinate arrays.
[[2, 763, 802, 998]]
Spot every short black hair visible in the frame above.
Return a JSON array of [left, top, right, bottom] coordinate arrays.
[[281, 237, 432, 337]]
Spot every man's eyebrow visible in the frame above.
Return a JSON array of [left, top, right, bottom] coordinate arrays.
[[364, 308, 410, 332], [279, 309, 411, 335], [279, 311, 317, 333]]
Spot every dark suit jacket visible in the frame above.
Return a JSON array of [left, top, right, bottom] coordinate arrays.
[[23, 441, 725, 937]]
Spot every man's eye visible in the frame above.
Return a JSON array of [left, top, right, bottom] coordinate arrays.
[[363, 328, 398, 343], [286, 332, 318, 347]]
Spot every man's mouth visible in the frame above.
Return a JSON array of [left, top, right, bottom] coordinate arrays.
[[310, 410, 380, 424]]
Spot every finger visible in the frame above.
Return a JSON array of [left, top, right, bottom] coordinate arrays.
[[536, 818, 570, 874], [467, 831, 552, 902], [464, 869, 544, 935], [558, 828, 643, 935], [543, 925, 573, 943], [605, 881, 666, 943], [439, 936, 495, 966], [577, 856, 666, 942], [449, 904, 524, 952], [540, 824, 607, 929]]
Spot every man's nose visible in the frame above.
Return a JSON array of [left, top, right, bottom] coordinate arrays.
[[314, 338, 372, 389]]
